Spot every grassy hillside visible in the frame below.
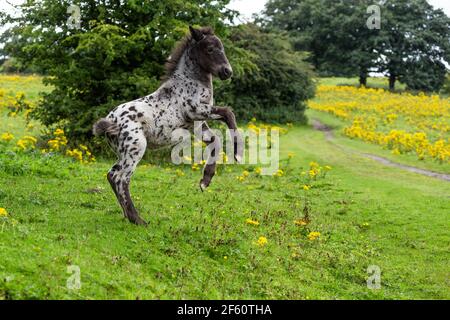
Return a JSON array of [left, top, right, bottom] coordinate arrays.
[[0, 75, 449, 299]]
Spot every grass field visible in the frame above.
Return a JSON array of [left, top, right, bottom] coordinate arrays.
[[319, 77, 406, 91], [0, 75, 449, 299]]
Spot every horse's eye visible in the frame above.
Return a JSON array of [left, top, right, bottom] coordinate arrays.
[[207, 47, 214, 54]]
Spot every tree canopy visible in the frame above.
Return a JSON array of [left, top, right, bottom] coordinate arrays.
[[0, 0, 315, 143], [1, 0, 236, 140], [264, 0, 450, 91]]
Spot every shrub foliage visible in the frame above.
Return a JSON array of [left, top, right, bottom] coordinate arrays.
[[216, 24, 315, 123], [1, 1, 315, 143]]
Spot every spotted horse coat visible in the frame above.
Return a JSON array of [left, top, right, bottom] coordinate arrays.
[[93, 26, 242, 225]]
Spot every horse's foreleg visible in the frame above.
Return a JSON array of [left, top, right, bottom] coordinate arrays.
[[200, 122, 221, 192], [212, 107, 243, 163]]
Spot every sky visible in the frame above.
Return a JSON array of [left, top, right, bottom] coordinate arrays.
[[228, 0, 268, 22], [229, 0, 450, 19]]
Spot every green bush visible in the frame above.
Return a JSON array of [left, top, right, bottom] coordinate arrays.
[[216, 24, 316, 123], [1, 2, 315, 146], [1, 0, 236, 143]]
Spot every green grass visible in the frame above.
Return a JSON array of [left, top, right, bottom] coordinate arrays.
[[319, 77, 407, 91], [0, 75, 449, 300], [0, 74, 51, 101]]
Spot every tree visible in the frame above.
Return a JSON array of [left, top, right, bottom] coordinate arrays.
[[215, 24, 316, 123], [381, 0, 450, 91], [263, 0, 450, 91], [343, 1, 382, 87], [1, 0, 316, 143], [0, 57, 43, 74], [263, 0, 380, 86], [0, 0, 236, 141], [441, 74, 450, 95]]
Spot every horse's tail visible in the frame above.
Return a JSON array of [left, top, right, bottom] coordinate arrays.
[[93, 118, 119, 136]]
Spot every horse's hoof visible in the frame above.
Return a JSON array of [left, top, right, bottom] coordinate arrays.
[[135, 219, 148, 227], [199, 179, 210, 192], [129, 215, 148, 226]]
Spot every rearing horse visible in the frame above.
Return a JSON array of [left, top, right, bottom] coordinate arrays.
[[93, 26, 241, 225]]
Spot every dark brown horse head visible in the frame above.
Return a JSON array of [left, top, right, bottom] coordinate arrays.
[[188, 26, 233, 80]]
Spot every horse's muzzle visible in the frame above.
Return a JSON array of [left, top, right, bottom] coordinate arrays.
[[219, 67, 233, 80]]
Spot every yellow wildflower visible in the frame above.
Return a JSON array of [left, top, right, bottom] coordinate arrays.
[[309, 161, 319, 168], [66, 148, 83, 162], [23, 136, 37, 143], [1, 132, 14, 142], [273, 169, 284, 177], [294, 219, 308, 226], [256, 236, 268, 247], [54, 129, 65, 136], [16, 135, 37, 151], [0, 208, 8, 217], [310, 85, 450, 163], [246, 218, 260, 226], [309, 169, 319, 178], [307, 231, 321, 241], [221, 151, 229, 163]]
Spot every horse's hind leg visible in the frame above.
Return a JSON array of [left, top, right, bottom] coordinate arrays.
[[108, 129, 147, 225], [108, 166, 124, 213], [117, 178, 147, 226], [200, 122, 221, 192], [104, 136, 122, 212]]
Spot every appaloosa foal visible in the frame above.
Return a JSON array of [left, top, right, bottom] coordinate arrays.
[[93, 26, 241, 225]]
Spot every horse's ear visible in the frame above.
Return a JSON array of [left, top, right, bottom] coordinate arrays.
[[189, 26, 204, 42]]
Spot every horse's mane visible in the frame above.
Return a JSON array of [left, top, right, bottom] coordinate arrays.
[[162, 27, 214, 81]]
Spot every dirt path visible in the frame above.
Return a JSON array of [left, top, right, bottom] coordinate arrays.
[[312, 119, 450, 182]]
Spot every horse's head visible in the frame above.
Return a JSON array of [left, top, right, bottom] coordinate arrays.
[[189, 26, 233, 80]]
